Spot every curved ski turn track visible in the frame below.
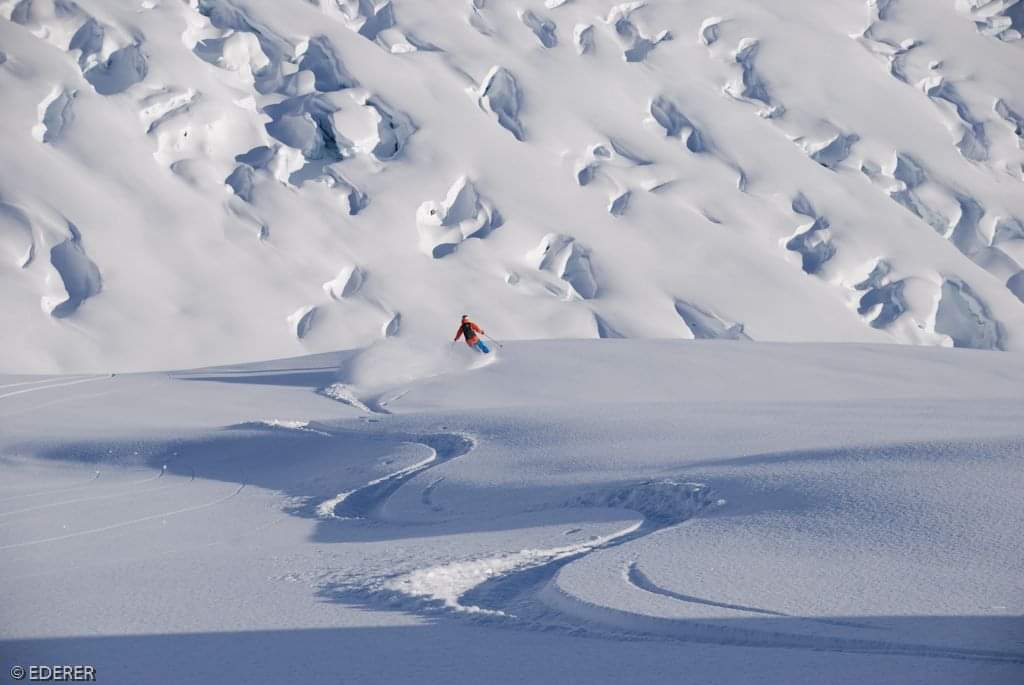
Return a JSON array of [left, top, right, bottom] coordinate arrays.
[[3, 340, 1023, 684]]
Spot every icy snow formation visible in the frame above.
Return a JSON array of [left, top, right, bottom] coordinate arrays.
[[477, 66, 525, 141], [2, 0, 1024, 371], [673, 299, 750, 340], [416, 176, 501, 258], [42, 222, 102, 318], [955, 0, 1024, 42], [527, 233, 598, 299]]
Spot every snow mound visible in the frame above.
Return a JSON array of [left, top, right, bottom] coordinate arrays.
[[318, 382, 372, 412], [956, 0, 1024, 42], [935, 278, 1002, 350], [922, 77, 989, 162], [649, 95, 707, 153], [477, 66, 524, 141], [606, 2, 671, 63], [699, 17, 722, 47], [853, 260, 908, 329], [784, 196, 835, 275], [527, 233, 598, 299], [994, 99, 1024, 146], [519, 9, 557, 49], [724, 38, 783, 118], [0, 200, 35, 268], [416, 176, 501, 258], [32, 87, 76, 143], [42, 222, 102, 319], [4, 0, 1024, 370], [573, 23, 594, 55], [287, 305, 318, 339], [330, 90, 416, 162], [83, 44, 147, 96], [674, 299, 749, 340], [569, 479, 716, 524], [323, 265, 365, 300]]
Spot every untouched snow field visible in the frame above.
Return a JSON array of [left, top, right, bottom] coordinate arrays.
[[2, 339, 1023, 683], [2, 0, 1024, 372]]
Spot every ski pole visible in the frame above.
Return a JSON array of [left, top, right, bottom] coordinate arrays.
[[484, 333, 504, 349]]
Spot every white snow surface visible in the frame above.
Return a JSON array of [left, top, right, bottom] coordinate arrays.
[[2, 339, 1023, 683], [3, 0, 1024, 682], [2, 0, 1024, 372]]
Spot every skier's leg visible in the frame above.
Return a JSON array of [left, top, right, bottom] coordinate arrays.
[[475, 340, 490, 354]]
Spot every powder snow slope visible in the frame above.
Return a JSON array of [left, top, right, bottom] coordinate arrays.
[[1, 339, 1023, 684], [2, 0, 1024, 372]]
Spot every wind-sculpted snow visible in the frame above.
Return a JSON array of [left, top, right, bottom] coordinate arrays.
[[573, 23, 594, 54], [264, 95, 340, 161], [724, 38, 782, 118], [477, 66, 525, 141], [699, 17, 722, 47], [41, 222, 101, 319], [138, 87, 199, 136], [334, 0, 397, 46], [467, 0, 495, 37], [956, 0, 1024, 42], [297, 36, 356, 93], [287, 304, 318, 340], [382, 311, 400, 337], [922, 77, 989, 162], [994, 216, 1024, 243], [0, 200, 35, 268], [948, 194, 987, 256], [224, 164, 255, 203], [853, 260, 908, 329], [934, 278, 1003, 349], [83, 44, 147, 96], [994, 99, 1024, 146], [528, 233, 598, 299], [519, 9, 557, 48], [574, 140, 675, 215], [1007, 271, 1024, 303], [783, 194, 835, 276], [330, 92, 416, 161], [32, 87, 75, 143], [3, 0, 1024, 369], [886, 153, 950, 232], [649, 96, 706, 153], [323, 264, 365, 300], [798, 130, 861, 170], [673, 299, 750, 340], [416, 176, 501, 258], [606, 3, 671, 63]]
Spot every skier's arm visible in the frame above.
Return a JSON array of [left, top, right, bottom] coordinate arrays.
[[454, 326, 464, 341], [471, 323, 483, 335]]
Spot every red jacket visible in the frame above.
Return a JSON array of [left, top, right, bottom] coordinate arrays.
[[454, 320, 483, 345]]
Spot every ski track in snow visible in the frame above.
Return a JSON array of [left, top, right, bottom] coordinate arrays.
[[0, 374, 110, 400], [307, 428, 1024, 665], [0, 467, 167, 519], [626, 561, 880, 630], [0, 477, 245, 551], [3, 342, 1024, 681], [316, 432, 475, 520], [0, 469, 101, 504]]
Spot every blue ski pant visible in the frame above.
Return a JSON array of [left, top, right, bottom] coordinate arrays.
[[474, 340, 490, 354]]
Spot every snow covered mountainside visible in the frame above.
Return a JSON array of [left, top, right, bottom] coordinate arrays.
[[2, 340, 1024, 684], [2, 0, 1024, 372]]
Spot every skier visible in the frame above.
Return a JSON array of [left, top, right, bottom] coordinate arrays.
[[454, 314, 490, 354]]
